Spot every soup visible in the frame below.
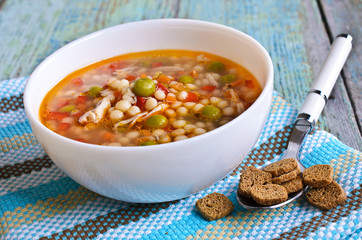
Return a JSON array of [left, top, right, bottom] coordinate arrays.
[[40, 50, 262, 146]]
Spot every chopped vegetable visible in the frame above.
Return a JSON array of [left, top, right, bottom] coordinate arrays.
[[201, 105, 222, 120], [76, 95, 88, 104], [157, 74, 172, 84], [156, 83, 169, 94], [185, 92, 198, 102], [58, 123, 71, 131], [140, 140, 157, 146], [59, 104, 76, 113], [151, 62, 163, 68], [201, 85, 216, 91], [145, 114, 168, 128], [220, 74, 236, 84], [72, 78, 83, 86], [178, 75, 194, 84], [207, 61, 225, 73], [46, 112, 70, 121], [87, 86, 103, 97], [133, 78, 156, 97]]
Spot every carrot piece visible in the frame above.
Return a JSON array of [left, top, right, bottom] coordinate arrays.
[[166, 94, 177, 102], [190, 70, 198, 78], [201, 85, 216, 92], [157, 75, 171, 84], [230, 79, 244, 87], [103, 132, 115, 142], [140, 73, 148, 78]]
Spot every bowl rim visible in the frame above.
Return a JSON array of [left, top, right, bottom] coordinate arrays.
[[24, 18, 274, 152]]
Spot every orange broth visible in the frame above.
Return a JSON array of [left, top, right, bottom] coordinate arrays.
[[40, 50, 261, 146]]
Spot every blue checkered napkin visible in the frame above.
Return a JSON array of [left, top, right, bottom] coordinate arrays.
[[0, 77, 361, 240]]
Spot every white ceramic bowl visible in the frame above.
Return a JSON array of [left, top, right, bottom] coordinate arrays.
[[24, 19, 273, 203]]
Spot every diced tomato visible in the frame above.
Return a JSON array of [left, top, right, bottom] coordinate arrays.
[[72, 78, 83, 86], [245, 80, 255, 88], [46, 112, 70, 121], [157, 75, 171, 84], [72, 110, 84, 119], [58, 122, 71, 131], [126, 75, 137, 81], [185, 92, 198, 102], [113, 90, 122, 101], [56, 98, 70, 109], [201, 85, 216, 92], [156, 83, 169, 94], [76, 95, 88, 104], [136, 96, 147, 111], [74, 138, 86, 143], [77, 103, 87, 111], [151, 62, 162, 68], [109, 61, 128, 71]]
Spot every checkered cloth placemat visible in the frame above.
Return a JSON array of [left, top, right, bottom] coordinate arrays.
[[0, 77, 361, 240]]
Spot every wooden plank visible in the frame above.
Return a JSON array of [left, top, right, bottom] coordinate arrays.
[[293, 0, 362, 150], [319, 0, 362, 148], [177, 0, 362, 150], [0, 0, 180, 80]]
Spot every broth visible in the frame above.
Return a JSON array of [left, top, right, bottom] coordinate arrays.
[[40, 50, 262, 146]]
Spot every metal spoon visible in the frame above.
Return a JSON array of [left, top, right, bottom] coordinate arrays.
[[236, 33, 353, 210]]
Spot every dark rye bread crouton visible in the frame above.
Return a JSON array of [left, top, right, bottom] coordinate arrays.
[[250, 184, 288, 205], [195, 193, 234, 221], [263, 158, 298, 177], [281, 175, 304, 194], [303, 164, 334, 188], [272, 165, 301, 184], [305, 181, 347, 210], [238, 166, 272, 198]]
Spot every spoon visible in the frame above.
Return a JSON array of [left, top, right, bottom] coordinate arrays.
[[236, 33, 353, 209]]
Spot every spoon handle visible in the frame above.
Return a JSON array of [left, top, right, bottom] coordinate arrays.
[[298, 34, 352, 126]]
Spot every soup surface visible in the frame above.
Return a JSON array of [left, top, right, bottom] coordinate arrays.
[[40, 50, 261, 146]]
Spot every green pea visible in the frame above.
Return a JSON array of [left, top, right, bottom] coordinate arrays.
[[207, 61, 226, 73], [141, 60, 151, 67], [201, 105, 222, 120], [133, 78, 156, 97], [145, 114, 168, 128], [59, 104, 76, 113], [220, 74, 236, 84], [87, 86, 103, 97], [178, 75, 194, 84], [140, 140, 157, 146]]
